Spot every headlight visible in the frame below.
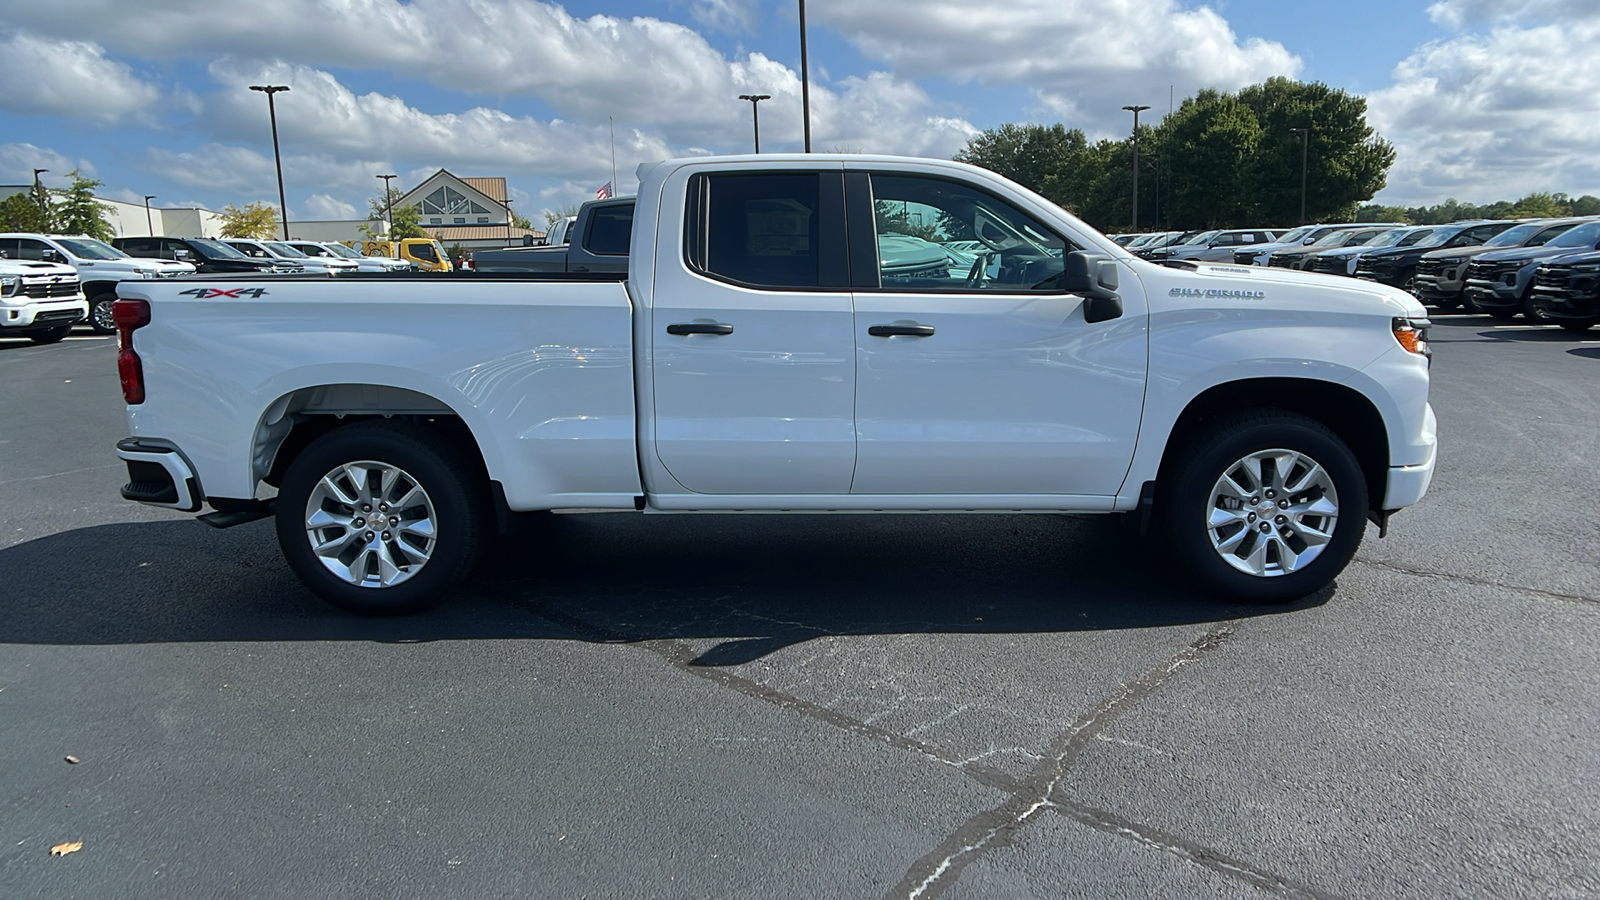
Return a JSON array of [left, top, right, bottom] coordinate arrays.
[[1572, 264, 1600, 275], [1392, 317, 1431, 358], [0, 275, 19, 296]]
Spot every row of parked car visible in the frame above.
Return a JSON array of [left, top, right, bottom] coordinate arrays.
[[0, 232, 423, 340], [1112, 218, 1600, 331]]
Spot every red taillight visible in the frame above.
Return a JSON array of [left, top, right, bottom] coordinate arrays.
[[113, 299, 150, 405]]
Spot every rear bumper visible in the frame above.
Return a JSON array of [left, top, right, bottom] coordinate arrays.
[[116, 438, 203, 512]]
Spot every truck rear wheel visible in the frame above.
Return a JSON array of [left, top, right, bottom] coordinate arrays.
[[275, 421, 489, 615], [1163, 411, 1367, 604]]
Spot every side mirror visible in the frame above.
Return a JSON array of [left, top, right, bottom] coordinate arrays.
[[42, 249, 63, 262], [1061, 251, 1123, 323], [174, 249, 194, 261]]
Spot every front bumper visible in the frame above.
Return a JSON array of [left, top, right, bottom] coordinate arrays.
[[1383, 404, 1437, 510], [0, 297, 88, 331]]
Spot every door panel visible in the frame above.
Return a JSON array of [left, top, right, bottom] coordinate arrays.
[[852, 288, 1147, 495], [651, 169, 857, 495], [848, 170, 1147, 497]]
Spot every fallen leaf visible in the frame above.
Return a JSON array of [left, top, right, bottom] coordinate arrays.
[[64, 756, 79, 764], [49, 842, 82, 857]]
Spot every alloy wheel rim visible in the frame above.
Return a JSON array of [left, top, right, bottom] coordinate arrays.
[[93, 299, 115, 331], [1205, 448, 1339, 577], [303, 460, 437, 588]]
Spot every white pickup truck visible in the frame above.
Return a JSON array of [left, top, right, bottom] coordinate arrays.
[[1, 257, 85, 343], [112, 154, 1436, 614]]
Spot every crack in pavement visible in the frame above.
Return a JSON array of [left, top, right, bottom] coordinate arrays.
[[517, 597, 1336, 899], [1353, 557, 1599, 606], [887, 627, 1238, 899], [1048, 799, 1344, 900]]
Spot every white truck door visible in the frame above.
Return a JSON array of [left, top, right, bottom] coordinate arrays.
[[650, 168, 857, 494], [847, 171, 1148, 497]]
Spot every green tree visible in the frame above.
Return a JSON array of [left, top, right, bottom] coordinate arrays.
[[29, 177, 55, 229], [953, 79, 1395, 232], [50, 170, 116, 240], [0, 192, 54, 232], [1509, 192, 1567, 218], [543, 205, 580, 227], [358, 186, 427, 240], [219, 201, 280, 239], [1355, 204, 1411, 223], [511, 212, 534, 230], [954, 123, 1090, 196]]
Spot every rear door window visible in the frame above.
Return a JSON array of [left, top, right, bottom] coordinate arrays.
[[687, 173, 824, 289], [583, 204, 634, 256]]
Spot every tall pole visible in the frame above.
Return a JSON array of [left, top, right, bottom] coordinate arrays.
[[250, 84, 292, 240], [376, 174, 396, 235], [738, 94, 771, 152], [798, 0, 812, 152], [1290, 127, 1309, 224], [609, 116, 617, 192], [143, 195, 156, 234], [1122, 105, 1150, 232], [31, 168, 48, 219]]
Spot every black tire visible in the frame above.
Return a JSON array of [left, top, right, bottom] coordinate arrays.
[[1487, 308, 1518, 321], [275, 420, 490, 615], [28, 325, 72, 344], [1559, 321, 1595, 333], [1162, 411, 1367, 605], [88, 294, 117, 335]]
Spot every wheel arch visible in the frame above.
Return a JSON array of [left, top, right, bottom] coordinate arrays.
[[251, 383, 493, 493], [1155, 377, 1390, 514]]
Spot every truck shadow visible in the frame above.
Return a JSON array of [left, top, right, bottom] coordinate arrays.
[[0, 514, 1323, 662]]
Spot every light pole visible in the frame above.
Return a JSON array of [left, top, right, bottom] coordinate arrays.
[[1122, 105, 1150, 232], [143, 195, 157, 234], [1290, 127, 1310, 224], [249, 84, 292, 240], [376, 174, 396, 235], [738, 94, 771, 152], [31, 168, 48, 218], [798, 0, 812, 152]]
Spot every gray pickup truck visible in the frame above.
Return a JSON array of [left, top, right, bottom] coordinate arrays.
[[471, 197, 633, 274]]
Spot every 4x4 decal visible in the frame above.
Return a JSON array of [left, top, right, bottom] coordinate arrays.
[[178, 287, 270, 299]]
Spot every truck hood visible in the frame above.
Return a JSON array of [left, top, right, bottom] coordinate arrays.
[[1145, 260, 1426, 318], [1476, 244, 1598, 264], [0, 260, 76, 277]]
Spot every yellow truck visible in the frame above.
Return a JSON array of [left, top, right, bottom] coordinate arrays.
[[360, 238, 453, 272]]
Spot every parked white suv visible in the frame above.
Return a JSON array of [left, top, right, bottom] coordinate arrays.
[[0, 234, 194, 334], [0, 257, 85, 344], [287, 241, 411, 273]]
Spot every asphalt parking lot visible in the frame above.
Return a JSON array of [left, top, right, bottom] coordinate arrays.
[[2, 316, 1598, 899]]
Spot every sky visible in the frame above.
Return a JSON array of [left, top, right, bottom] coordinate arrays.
[[1, 0, 1597, 223]]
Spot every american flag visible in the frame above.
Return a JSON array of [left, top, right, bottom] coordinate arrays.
[[596, 181, 613, 200]]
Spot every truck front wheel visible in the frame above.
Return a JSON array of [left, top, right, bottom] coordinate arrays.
[[275, 421, 489, 615], [1164, 411, 1367, 604]]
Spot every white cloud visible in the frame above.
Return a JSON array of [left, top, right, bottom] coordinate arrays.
[[0, 143, 96, 184], [1367, 16, 1600, 203], [302, 193, 356, 220], [811, 0, 1300, 131], [142, 143, 391, 196], [1427, 0, 1600, 26], [687, 0, 759, 33], [0, 32, 160, 121]]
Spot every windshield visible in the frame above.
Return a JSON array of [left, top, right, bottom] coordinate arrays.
[[1180, 230, 1220, 247], [1363, 229, 1410, 249], [1310, 230, 1357, 248], [56, 238, 128, 260], [321, 243, 363, 259], [265, 241, 309, 258], [1274, 226, 1313, 244], [1411, 228, 1465, 249], [1482, 222, 1545, 247], [1548, 220, 1600, 248], [191, 238, 249, 258]]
